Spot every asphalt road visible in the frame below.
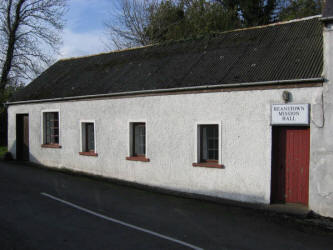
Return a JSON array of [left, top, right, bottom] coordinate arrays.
[[0, 161, 332, 250]]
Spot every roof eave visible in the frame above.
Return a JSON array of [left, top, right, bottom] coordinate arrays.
[[6, 77, 325, 106]]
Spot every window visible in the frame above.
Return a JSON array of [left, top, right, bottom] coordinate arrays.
[[126, 122, 149, 162], [200, 125, 218, 162], [79, 122, 97, 156], [193, 124, 224, 168], [42, 112, 60, 148], [133, 123, 146, 156]]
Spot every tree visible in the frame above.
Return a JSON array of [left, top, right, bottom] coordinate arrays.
[[145, 0, 241, 43], [238, 0, 277, 26], [183, 0, 240, 37], [105, 0, 241, 47], [0, 0, 67, 101], [216, 0, 277, 27], [144, 0, 186, 43], [105, 0, 323, 49], [104, 0, 157, 50], [278, 0, 322, 21]]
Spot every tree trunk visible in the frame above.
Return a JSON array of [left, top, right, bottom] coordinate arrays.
[[0, 0, 25, 93]]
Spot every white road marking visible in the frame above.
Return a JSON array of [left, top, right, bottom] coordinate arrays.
[[41, 192, 203, 250]]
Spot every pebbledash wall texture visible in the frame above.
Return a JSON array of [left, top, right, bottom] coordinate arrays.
[[6, 13, 333, 218], [310, 14, 333, 218], [8, 87, 322, 204]]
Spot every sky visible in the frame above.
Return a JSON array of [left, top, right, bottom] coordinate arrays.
[[59, 0, 117, 59]]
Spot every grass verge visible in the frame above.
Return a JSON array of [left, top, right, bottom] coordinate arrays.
[[0, 146, 8, 159]]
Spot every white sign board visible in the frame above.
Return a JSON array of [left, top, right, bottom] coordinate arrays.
[[271, 104, 310, 125]]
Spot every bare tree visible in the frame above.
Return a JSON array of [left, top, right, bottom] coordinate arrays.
[[0, 0, 67, 96], [104, 0, 158, 50]]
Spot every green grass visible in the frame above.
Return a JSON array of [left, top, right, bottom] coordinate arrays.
[[0, 146, 8, 158]]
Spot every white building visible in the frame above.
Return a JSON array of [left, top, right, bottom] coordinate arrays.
[[7, 10, 333, 218]]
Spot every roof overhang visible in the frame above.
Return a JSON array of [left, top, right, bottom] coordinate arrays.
[[6, 78, 325, 106]]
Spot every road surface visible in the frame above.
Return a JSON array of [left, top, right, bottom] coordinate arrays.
[[0, 161, 332, 250]]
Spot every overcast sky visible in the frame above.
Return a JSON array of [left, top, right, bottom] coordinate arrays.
[[59, 0, 116, 59]]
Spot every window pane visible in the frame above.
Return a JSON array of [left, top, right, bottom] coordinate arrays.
[[201, 126, 208, 160], [201, 125, 218, 162], [134, 123, 145, 156], [86, 123, 95, 152], [46, 113, 51, 144], [51, 113, 59, 144]]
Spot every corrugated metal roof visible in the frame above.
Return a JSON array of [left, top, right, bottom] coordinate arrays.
[[11, 16, 323, 102]]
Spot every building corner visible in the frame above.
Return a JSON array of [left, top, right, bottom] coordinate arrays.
[[309, 14, 333, 217]]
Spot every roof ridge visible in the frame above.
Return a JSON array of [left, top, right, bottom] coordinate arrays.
[[220, 15, 322, 34], [58, 43, 157, 62], [58, 15, 322, 62]]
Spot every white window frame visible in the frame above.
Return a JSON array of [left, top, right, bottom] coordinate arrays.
[[80, 120, 97, 153], [128, 120, 148, 157], [41, 109, 61, 145], [194, 121, 222, 165]]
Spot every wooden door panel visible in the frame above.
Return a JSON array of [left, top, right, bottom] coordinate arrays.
[[285, 128, 309, 204], [271, 126, 309, 205]]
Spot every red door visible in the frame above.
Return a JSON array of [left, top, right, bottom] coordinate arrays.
[[271, 126, 310, 205]]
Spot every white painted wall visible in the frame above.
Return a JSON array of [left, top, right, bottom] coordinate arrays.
[[308, 21, 333, 218], [8, 86, 325, 212]]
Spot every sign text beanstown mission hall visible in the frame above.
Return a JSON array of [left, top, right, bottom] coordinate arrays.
[[271, 104, 310, 125]]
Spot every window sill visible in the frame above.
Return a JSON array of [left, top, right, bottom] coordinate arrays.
[[126, 156, 150, 162], [192, 162, 225, 169], [79, 152, 98, 157], [41, 144, 62, 149]]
